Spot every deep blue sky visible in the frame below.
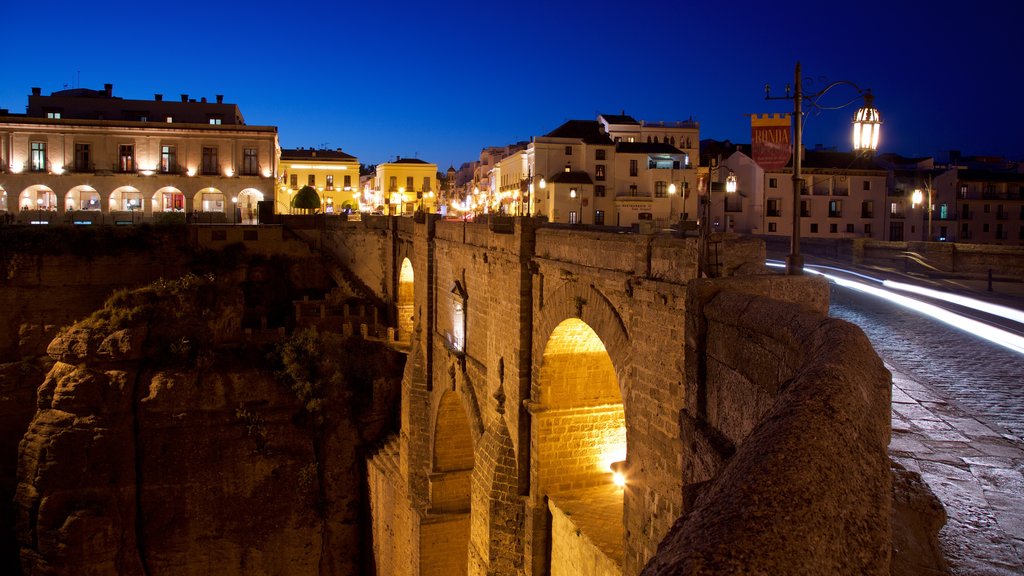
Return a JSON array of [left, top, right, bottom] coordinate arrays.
[[3, 0, 1020, 166]]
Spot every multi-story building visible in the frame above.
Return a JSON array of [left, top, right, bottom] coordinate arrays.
[[720, 148, 890, 240], [0, 84, 277, 224], [276, 147, 359, 215], [935, 168, 1024, 245], [369, 157, 438, 215], [493, 113, 700, 227]]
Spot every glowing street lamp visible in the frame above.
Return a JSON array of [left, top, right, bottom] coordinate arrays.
[[912, 187, 933, 242], [766, 62, 881, 275]]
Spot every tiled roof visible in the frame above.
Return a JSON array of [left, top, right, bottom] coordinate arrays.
[[615, 142, 683, 155], [281, 148, 357, 160], [545, 120, 614, 145], [548, 171, 594, 185], [599, 113, 640, 125]]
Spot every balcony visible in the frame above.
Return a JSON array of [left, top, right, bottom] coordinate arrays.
[[828, 211, 842, 218], [71, 162, 96, 173], [861, 211, 874, 219], [890, 212, 905, 220], [833, 188, 850, 196], [767, 209, 782, 217]]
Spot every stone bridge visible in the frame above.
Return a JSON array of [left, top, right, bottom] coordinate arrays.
[[310, 215, 893, 576]]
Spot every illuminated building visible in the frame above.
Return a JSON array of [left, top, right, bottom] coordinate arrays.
[[492, 113, 700, 226], [370, 157, 438, 215], [0, 84, 277, 224], [934, 168, 1024, 244], [277, 148, 359, 215]]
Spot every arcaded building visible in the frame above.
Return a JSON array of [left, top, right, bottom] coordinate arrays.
[[0, 84, 277, 224]]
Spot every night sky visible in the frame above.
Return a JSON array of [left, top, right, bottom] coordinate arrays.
[[3, 0, 1020, 166]]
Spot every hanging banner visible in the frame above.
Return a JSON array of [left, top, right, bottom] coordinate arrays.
[[751, 113, 791, 170]]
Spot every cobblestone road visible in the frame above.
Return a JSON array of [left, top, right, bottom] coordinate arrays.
[[830, 285, 1024, 441], [829, 283, 1024, 575]]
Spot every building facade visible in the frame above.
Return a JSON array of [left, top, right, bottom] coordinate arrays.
[[935, 168, 1024, 245], [491, 114, 700, 227], [0, 85, 277, 224], [369, 157, 439, 215], [277, 148, 360, 215]]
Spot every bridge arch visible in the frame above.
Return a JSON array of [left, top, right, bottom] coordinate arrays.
[[530, 282, 631, 574], [423, 389, 475, 574], [469, 416, 521, 575], [397, 257, 414, 342]]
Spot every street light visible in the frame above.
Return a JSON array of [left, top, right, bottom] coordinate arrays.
[[912, 187, 932, 241], [569, 187, 583, 224], [766, 61, 881, 275], [699, 162, 737, 278]]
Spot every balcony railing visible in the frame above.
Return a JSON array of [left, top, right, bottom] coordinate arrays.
[[890, 212, 905, 219], [828, 211, 842, 218], [861, 211, 874, 219], [767, 209, 782, 217]]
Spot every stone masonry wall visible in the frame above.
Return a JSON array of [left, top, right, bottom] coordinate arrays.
[[642, 279, 892, 575]]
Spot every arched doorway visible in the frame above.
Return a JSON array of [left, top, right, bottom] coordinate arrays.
[[19, 185, 56, 211], [536, 318, 626, 575], [237, 188, 264, 224], [66, 185, 100, 212], [152, 186, 185, 213], [397, 258, 414, 343], [424, 390, 474, 575]]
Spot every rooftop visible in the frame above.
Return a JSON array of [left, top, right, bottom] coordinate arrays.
[[545, 120, 614, 145]]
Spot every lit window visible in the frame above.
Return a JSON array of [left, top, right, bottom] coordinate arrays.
[[209, 118, 222, 125], [161, 145, 177, 173], [30, 141, 47, 171], [46, 111, 61, 119], [326, 175, 334, 190], [118, 144, 135, 172], [166, 116, 173, 123], [596, 165, 605, 181]]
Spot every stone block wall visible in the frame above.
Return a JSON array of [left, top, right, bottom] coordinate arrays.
[[643, 278, 892, 575], [420, 514, 471, 576], [535, 406, 626, 495]]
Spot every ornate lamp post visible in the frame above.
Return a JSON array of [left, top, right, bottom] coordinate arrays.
[[766, 62, 881, 275]]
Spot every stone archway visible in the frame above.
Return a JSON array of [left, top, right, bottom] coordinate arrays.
[[152, 186, 184, 213], [397, 258, 414, 343], [534, 317, 627, 576], [66, 185, 100, 212], [469, 416, 521, 576], [422, 389, 475, 576], [237, 188, 264, 224]]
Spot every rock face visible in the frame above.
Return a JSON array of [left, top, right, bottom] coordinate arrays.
[[15, 274, 402, 575]]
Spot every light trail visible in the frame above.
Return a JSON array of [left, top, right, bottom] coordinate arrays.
[[783, 265, 1024, 355], [882, 280, 1024, 325]]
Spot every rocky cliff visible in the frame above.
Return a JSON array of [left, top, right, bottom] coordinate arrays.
[[15, 274, 402, 575]]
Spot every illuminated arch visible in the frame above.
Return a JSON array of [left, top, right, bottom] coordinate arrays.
[[109, 186, 142, 212], [18, 185, 56, 210], [237, 188, 264, 223], [533, 315, 627, 575], [397, 257, 414, 343], [152, 186, 185, 212], [65, 185, 100, 211], [424, 389, 474, 574], [193, 187, 226, 213]]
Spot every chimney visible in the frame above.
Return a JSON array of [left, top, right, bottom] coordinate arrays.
[[154, 94, 163, 101], [201, 97, 207, 103], [104, 83, 113, 97], [216, 94, 223, 104], [181, 94, 188, 102], [31, 87, 42, 96]]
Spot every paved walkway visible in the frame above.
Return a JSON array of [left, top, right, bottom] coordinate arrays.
[[890, 367, 1024, 575]]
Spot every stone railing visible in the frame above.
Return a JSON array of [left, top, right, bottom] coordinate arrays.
[[643, 277, 892, 575]]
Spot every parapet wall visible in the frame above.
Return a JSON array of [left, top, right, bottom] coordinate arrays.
[[642, 278, 892, 575]]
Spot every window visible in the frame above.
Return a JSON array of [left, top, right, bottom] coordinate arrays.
[[655, 181, 667, 198], [166, 116, 173, 123], [863, 180, 871, 191], [983, 223, 989, 232], [984, 204, 990, 213], [596, 149, 606, 160], [940, 204, 949, 219], [389, 176, 397, 191], [767, 198, 781, 217], [830, 223, 838, 233], [119, 144, 135, 172], [344, 175, 352, 189], [595, 185, 606, 197], [629, 159, 638, 177], [846, 223, 855, 233], [564, 163, 571, 173], [308, 174, 316, 186], [209, 117, 223, 125], [828, 199, 842, 217], [769, 177, 778, 188], [30, 142, 46, 171], [810, 223, 819, 233], [46, 111, 61, 119], [326, 175, 334, 190], [201, 146, 217, 174], [74, 143, 91, 172], [959, 184, 968, 198], [565, 146, 572, 156], [595, 210, 605, 225], [768, 222, 777, 232], [800, 200, 810, 217], [864, 224, 872, 235], [242, 147, 258, 175], [569, 211, 579, 224], [406, 176, 414, 191], [290, 174, 298, 187], [629, 184, 638, 195], [423, 176, 431, 191], [160, 145, 176, 173], [595, 165, 605, 181], [861, 200, 873, 218]]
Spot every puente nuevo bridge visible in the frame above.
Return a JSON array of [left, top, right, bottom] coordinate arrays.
[[288, 215, 894, 576]]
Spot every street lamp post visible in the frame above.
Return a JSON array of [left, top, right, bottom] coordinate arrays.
[[912, 186, 933, 241], [698, 163, 738, 278], [766, 61, 882, 275]]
